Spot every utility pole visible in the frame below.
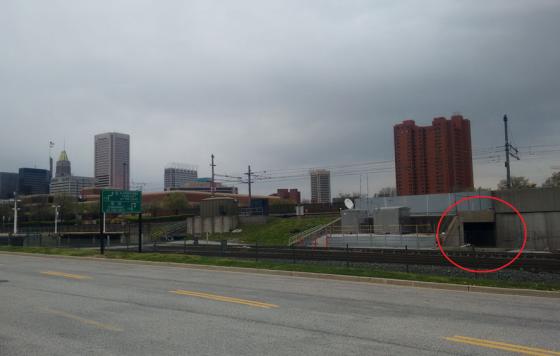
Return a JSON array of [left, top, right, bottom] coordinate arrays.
[[503, 115, 520, 189], [245, 165, 253, 207], [52, 205, 60, 234], [210, 154, 216, 196]]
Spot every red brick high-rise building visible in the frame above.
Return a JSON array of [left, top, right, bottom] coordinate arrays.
[[272, 188, 301, 204], [394, 115, 474, 196]]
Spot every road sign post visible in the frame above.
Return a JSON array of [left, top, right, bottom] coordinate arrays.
[[101, 190, 142, 215], [99, 189, 142, 254]]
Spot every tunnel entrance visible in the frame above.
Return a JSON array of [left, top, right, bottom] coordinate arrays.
[[464, 222, 495, 247]]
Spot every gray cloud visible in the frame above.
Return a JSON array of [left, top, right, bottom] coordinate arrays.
[[1, 0, 559, 198]]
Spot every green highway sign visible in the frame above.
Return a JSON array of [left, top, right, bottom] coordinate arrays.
[[101, 189, 142, 214]]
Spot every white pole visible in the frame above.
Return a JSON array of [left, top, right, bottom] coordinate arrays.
[[53, 205, 60, 234], [366, 174, 369, 198], [359, 175, 362, 198], [103, 213, 106, 233], [13, 194, 18, 235]]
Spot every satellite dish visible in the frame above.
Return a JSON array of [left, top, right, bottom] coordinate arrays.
[[344, 198, 354, 210]]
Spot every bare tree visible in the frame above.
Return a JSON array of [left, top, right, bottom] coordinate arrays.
[[375, 187, 397, 197], [542, 172, 560, 188], [497, 176, 536, 190]]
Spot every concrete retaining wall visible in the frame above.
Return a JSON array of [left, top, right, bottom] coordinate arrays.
[[496, 212, 560, 250], [186, 216, 239, 236], [494, 188, 560, 250]]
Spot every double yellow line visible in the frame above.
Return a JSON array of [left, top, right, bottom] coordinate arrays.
[[170, 290, 278, 309], [446, 335, 560, 356]]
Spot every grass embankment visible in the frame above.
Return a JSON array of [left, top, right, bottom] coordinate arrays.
[[1, 246, 559, 292], [209, 216, 335, 245]]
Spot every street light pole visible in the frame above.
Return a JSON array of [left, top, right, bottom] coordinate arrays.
[[52, 205, 60, 234], [12, 192, 20, 235]]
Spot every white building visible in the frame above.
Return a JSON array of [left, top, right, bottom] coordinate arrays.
[[50, 176, 95, 197], [164, 164, 198, 190], [310, 169, 331, 203]]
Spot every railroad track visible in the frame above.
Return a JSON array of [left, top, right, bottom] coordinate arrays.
[[121, 245, 560, 273]]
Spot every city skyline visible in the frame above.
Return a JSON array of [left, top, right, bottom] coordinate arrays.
[[1, 1, 559, 198]]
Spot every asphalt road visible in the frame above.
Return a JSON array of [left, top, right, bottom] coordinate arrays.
[[0, 253, 559, 356]]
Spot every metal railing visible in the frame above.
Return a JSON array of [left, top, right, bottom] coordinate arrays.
[[151, 220, 188, 242], [312, 224, 436, 249], [288, 217, 341, 246]]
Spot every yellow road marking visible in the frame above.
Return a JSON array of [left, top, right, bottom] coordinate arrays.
[[170, 290, 278, 309], [43, 308, 123, 332], [446, 335, 560, 356], [40, 271, 92, 280]]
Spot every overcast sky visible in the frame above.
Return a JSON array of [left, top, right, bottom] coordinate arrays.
[[1, 0, 559, 198]]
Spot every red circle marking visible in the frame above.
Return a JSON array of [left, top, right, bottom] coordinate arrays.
[[435, 195, 527, 274]]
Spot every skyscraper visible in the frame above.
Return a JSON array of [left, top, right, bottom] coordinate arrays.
[[310, 169, 331, 203], [394, 115, 473, 196], [0, 172, 18, 199], [50, 150, 95, 197], [18, 168, 51, 195], [164, 164, 198, 190], [94, 132, 130, 190], [55, 150, 71, 177]]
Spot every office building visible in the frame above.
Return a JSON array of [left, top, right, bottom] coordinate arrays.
[[50, 150, 95, 197], [394, 115, 474, 196], [0, 172, 19, 199], [50, 175, 95, 197], [164, 164, 198, 191], [310, 169, 331, 203], [94, 132, 130, 190], [172, 178, 238, 194], [18, 168, 50, 195], [272, 189, 301, 203]]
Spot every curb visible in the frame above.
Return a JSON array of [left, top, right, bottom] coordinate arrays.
[[1, 251, 559, 298]]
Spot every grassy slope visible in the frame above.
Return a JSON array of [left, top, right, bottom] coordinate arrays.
[[1, 246, 559, 291], [210, 216, 335, 245]]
